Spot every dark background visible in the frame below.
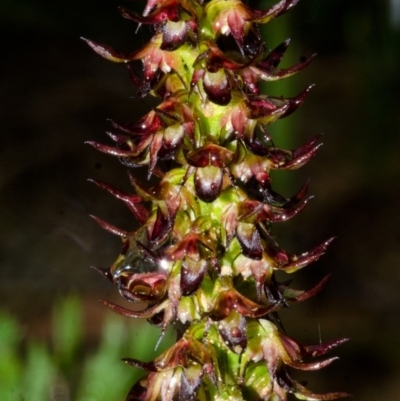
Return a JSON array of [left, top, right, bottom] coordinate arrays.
[[1, 0, 400, 399]]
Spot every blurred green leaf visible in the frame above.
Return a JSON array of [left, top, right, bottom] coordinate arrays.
[[77, 314, 153, 401], [22, 342, 57, 401], [53, 294, 83, 369], [0, 296, 175, 401], [0, 312, 23, 401]]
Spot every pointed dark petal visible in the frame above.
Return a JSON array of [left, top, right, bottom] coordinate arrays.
[[119, 6, 147, 23], [81, 37, 131, 62], [87, 178, 138, 202], [118, 152, 152, 169], [86, 141, 135, 157], [194, 166, 223, 203], [109, 112, 162, 136], [273, 0, 301, 18], [293, 133, 321, 156], [236, 222, 263, 259], [263, 39, 291, 69], [285, 274, 331, 302], [88, 178, 149, 224], [288, 143, 323, 168], [273, 136, 323, 170], [90, 215, 129, 237], [283, 0, 301, 14], [262, 179, 309, 209], [141, 0, 163, 17], [295, 387, 351, 400], [287, 357, 338, 371], [122, 358, 158, 372], [105, 131, 130, 144], [90, 265, 113, 283], [150, 207, 171, 242], [287, 179, 310, 205], [275, 54, 315, 79], [246, 98, 289, 120], [257, 52, 315, 82], [279, 84, 315, 118], [127, 202, 150, 225], [109, 119, 137, 135], [283, 237, 335, 271], [101, 299, 165, 318], [128, 172, 155, 200], [250, 0, 300, 23], [268, 196, 312, 223], [303, 338, 350, 358]]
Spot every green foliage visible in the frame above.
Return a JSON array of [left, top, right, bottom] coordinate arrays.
[[0, 311, 23, 401], [0, 296, 171, 401]]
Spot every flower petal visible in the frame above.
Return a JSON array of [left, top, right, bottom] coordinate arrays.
[[194, 166, 223, 202], [181, 259, 208, 295], [236, 222, 263, 260], [81, 37, 131, 62], [203, 69, 232, 105]]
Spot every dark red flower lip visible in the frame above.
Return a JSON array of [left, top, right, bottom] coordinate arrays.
[[186, 144, 234, 168], [116, 271, 168, 303]]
